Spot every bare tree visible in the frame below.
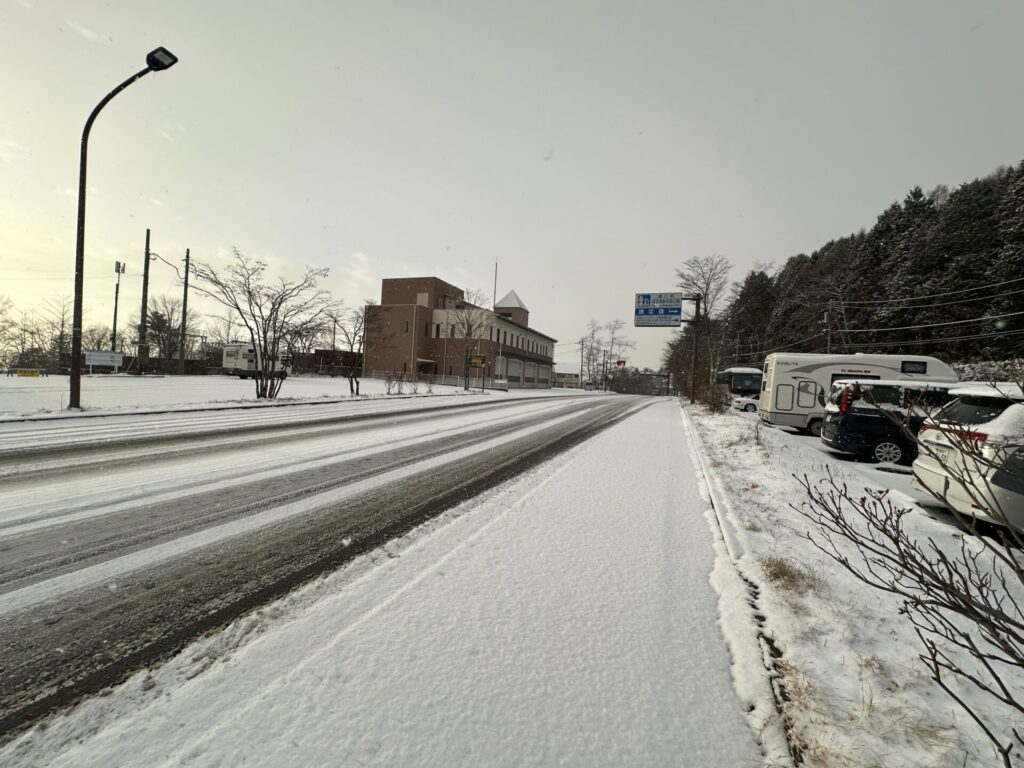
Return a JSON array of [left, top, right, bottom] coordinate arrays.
[[581, 319, 606, 386], [285, 313, 333, 365], [676, 255, 732, 391], [192, 249, 335, 399], [206, 310, 240, 347], [82, 325, 111, 351], [334, 305, 366, 353], [0, 295, 15, 369], [675, 254, 731, 319], [605, 318, 636, 381], [449, 289, 490, 390], [332, 302, 373, 395], [147, 295, 199, 360]]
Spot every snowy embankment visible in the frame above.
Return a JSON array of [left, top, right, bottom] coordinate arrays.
[[2, 400, 767, 767], [685, 406, 1023, 768]]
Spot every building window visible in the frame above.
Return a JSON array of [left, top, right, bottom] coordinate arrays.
[[435, 323, 441, 338], [402, 361, 407, 373], [425, 322, 430, 337], [404, 320, 410, 335]]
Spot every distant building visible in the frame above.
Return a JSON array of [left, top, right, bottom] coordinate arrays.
[[553, 367, 581, 388], [362, 277, 557, 388]]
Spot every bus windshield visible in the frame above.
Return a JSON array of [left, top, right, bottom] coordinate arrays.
[[716, 370, 762, 397]]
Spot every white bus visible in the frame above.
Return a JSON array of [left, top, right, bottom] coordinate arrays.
[[222, 342, 291, 379], [759, 353, 957, 436], [715, 366, 763, 399]]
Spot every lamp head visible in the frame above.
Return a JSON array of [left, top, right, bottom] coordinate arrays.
[[146, 47, 178, 72]]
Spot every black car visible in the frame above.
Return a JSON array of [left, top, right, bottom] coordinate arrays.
[[820, 379, 959, 464]]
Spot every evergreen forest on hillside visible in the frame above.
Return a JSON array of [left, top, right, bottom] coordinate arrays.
[[664, 160, 1024, 384]]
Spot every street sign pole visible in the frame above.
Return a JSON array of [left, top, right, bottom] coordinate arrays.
[[689, 294, 701, 402]]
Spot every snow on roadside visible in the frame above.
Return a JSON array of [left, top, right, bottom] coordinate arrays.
[[685, 406, 1023, 768]]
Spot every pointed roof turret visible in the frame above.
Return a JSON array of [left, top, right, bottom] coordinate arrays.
[[496, 290, 529, 311]]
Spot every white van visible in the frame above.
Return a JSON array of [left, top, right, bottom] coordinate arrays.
[[222, 342, 291, 379], [759, 353, 957, 436]]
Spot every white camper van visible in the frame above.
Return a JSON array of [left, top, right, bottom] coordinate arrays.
[[222, 342, 291, 379], [759, 353, 957, 436]]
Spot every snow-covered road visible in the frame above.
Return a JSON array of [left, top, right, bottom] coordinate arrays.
[[2, 399, 767, 767]]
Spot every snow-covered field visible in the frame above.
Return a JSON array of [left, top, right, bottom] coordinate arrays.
[[0, 374, 584, 420]]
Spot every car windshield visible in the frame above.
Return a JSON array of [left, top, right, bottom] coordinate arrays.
[[938, 395, 1018, 425]]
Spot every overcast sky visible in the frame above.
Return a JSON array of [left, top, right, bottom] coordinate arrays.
[[3, 1, 1023, 370]]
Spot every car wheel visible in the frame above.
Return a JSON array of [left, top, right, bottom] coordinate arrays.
[[808, 420, 823, 438], [743, 403, 757, 413], [872, 439, 905, 464]]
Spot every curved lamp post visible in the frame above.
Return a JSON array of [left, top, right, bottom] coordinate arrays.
[[69, 47, 178, 409]]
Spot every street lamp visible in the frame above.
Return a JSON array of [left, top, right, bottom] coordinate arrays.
[[110, 260, 125, 351], [69, 47, 178, 409]]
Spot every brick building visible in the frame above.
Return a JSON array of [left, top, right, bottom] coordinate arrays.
[[362, 277, 557, 389]]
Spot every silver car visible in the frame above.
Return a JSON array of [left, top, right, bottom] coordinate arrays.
[[912, 383, 1024, 529]]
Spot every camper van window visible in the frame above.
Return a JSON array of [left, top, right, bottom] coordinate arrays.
[[776, 384, 794, 410], [797, 380, 818, 408], [901, 361, 927, 374], [831, 372, 879, 384]]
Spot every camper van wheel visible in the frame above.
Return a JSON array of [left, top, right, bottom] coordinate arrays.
[[807, 420, 823, 438], [238, 375, 247, 379], [872, 439, 905, 465]]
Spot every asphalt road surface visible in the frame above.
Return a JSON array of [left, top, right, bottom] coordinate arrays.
[[0, 393, 651, 742]]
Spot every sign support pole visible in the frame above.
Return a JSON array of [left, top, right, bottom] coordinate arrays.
[[689, 295, 701, 402]]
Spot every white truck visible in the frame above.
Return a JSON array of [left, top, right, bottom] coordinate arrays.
[[758, 353, 957, 436], [222, 342, 291, 379]]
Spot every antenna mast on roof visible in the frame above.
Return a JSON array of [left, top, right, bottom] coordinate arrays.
[[493, 262, 498, 310]]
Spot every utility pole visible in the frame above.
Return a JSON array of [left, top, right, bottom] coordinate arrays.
[[178, 248, 190, 375], [111, 261, 125, 351], [579, 336, 585, 388], [825, 299, 832, 354], [689, 294, 702, 402], [137, 228, 152, 375]]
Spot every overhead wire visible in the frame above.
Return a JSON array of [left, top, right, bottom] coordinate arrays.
[[836, 286, 1024, 311], [842, 327, 1024, 349], [843, 310, 1024, 334], [835, 274, 1024, 305]]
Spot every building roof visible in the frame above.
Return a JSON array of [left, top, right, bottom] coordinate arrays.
[[496, 290, 529, 311]]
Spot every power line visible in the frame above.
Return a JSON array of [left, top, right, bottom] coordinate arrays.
[[836, 286, 1024, 311], [843, 327, 1024, 349], [836, 275, 1024, 305], [735, 332, 824, 360], [844, 310, 1024, 334]]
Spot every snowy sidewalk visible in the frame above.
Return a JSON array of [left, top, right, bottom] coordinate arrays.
[[5, 400, 763, 767]]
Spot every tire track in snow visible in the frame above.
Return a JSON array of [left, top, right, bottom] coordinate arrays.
[[0, 397, 649, 742]]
